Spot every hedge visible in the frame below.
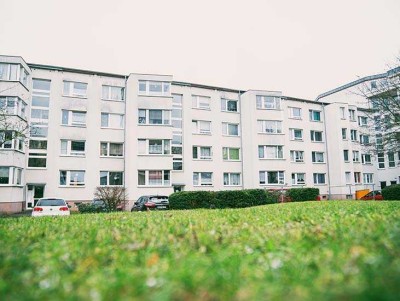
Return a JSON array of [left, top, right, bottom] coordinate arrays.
[[286, 188, 320, 202], [169, 189, 281, 210], [382, 184, 400, 200]]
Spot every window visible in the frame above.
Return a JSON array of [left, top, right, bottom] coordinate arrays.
[[102, 85, 124, 101], [343, 150, 349, 162], [193, 146, 212, 160], [172, 135, 182, 146], [60, 140, 85, 156], [221, 98, 238, 112], [312, 151, 325, 163], [388, 152, 395, 167], [30, 125, 48, 138], [313, 173, 326, 184], [0, 97, 26, 118], [172, 146, 182, 155], [28, 153, 47, 168], [256, 95, 281, 110], [309, 110, 321, 121], [61, 110, 86, 127], [222, 123, 239, 136], [348, 109, 356, 121], [354, 172, 361, 184], [0, 64, 27, 83], [360, 134, 370, 145], [345, 172, 351, 184], [138, 80, 170, 96], [352, 151, 360, 162], [0, 131, 23, 151], [223, 173, 241, 186], [292, 173, 305, 185], [100, 142, 123, 157], [259, 171, 284, 185], [101, 113, 124, 129], [222, 147, 240, 161], [310, 130, 323, 142], [361, 154, 372, 164], [138, 170, 170, 186], [377, 153, 385, 168], [138, 139, 170, 155], [340, 107, 346, 119], [29, 140, 47, 150], [342, 128, 347, 140], [59, 170, 85, 186], [173, 158, 183, 171], [63, 81, 87, 98], [192, 120, 211, 134], [193, 172, 213, 186], [290, 150, 304, 163], [290, 128, 303, 140], [192, 95, 211, 110], [363, 173, 374, 184], [0, 167, 22, 185], [289, 107, 301, 119], [138, 109, 171, 125], [258, 145, 283, 159], [350, 130, 357, 141], [257, 120, 282, 134], [358, 116, 368, 126], [100, 171, 123, 186]]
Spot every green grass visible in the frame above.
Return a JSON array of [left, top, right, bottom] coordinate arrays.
[[1, 201, 400, 301]]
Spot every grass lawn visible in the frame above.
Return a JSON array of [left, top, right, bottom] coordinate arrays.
[[1, 201, 399, 300]]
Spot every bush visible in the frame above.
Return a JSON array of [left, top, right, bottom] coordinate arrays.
[[286, 188, 320, 202], [169, 189, 280, 210], [77, 203, 100, 214], [382, 184, 400, 200]]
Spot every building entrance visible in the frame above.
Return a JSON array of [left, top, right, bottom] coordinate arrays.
[[26, 184, 45, 209]]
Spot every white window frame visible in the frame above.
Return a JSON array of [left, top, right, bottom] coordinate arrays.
[[60, 140, 86, 156], [313, 173, 326, 185], [222, 122, 239, 136], [221, 98, 238, 112], [61, 110, 86, 127], [291, 173, 306, 185], [138, 139, 171, 155], [388, 152, 395, 168], [138, 170, 171, 186], [310, 130, 323, 142], [312, 151, 325, 163], [193, 146, 212, 160], [309, 110, 321, 122], [192, 95, 211, 110], [256, 95, 281, 110], [360, 134, 370, 145], [101, 113, 124, 129], [257, 120, 282, 134], [0, 166, 22, 186], [358, 116, 368, 126], [290, 150, 304, 163], [377, 153, 385, 169], [138, 80, 170, 96], [289, 107, 302, 119], [354, 172, 361, 184], [63, 81, 87, 98], [350, 129, 357, 141], [363, 173, 374, 184], [100, 171, 124, 186], [258, 145, 284, 159], [361, 153, 372, 164], [100, 142, 124, 157], [193, 172, 213, 186], [0, 96, 27, 119], [223, 173, 241, 186], [345, 172, 351, 184], [28, 152, 47, 169], [348, 109, 356, 121], [340, 107, 346, 119], [342, 128, 347, 140], [222, 147, 240, 161], [102, 85, 124, 101], [192, 120, 211, 135], [59, 170, 85, 187], [138, 109, 171, 125], [290, 128, 303, 141], [352, 151, 360, 162], [259, 171, 285, 185]]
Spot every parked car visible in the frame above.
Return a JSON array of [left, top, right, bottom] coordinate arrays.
[[131, 195, 169, 211], [32, 198, 70, 217], [360, 191, 383, 200], [91, 199, 123, 212]]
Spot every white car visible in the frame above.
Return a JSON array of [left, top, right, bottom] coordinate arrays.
[[32, 198, 70, 217]]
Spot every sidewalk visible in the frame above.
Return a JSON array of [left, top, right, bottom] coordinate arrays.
[[0, 210, 32, 218]]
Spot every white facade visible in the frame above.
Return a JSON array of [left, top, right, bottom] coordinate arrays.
[[0, 55, 398, 212]]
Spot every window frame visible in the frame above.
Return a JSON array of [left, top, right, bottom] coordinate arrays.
[[100, 171, 124, 186], [193, 172, 213, 186], [59, 170, 85, 187], [63, 81, 88, 98], [259, 171, 285, 185], [223, 172, 241, 186]]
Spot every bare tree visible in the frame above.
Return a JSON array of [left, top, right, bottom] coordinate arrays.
[[94, 186, 128, 212], [356, 60, 400, 154]]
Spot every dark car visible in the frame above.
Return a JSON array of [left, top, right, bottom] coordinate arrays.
[[360, 191, 383, 200], [131, 195, 169, 211]]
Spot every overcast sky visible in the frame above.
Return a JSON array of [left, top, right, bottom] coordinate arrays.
[[1, 0, 399, 99]]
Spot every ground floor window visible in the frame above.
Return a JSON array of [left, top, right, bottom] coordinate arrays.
[[0, 166, 22, 185], [223, 173, 241, 186], [100, 171, 123, 186], [138, 170, 170, 186], [259, 171, 284, 185], [193, 172, 213, 186], [60, 170, 85, 186]]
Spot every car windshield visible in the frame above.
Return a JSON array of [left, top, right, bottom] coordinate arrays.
[[149, 196, 168, 201], [37, 199, 66, 206]]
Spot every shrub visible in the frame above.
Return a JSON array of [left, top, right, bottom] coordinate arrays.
[[214, 190, 256, 208], [382, 184, 400, 200], [246, 189, 279, 205], [286, 188, 320, 202], [77, 203, 99, 214], [94, 186, 128, 212], [169, 191, 216, 210]]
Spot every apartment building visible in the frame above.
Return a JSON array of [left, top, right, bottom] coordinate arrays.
[[0, 55, 398, 212]]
